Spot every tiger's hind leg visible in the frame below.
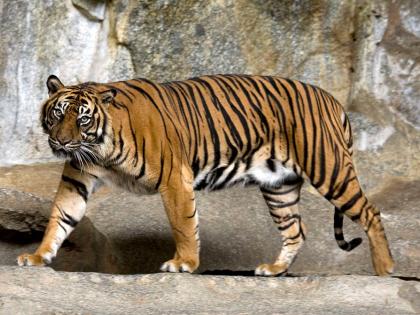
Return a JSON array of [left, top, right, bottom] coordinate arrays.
[[316, 161, 394, 276], [255, 177, 305, 276]]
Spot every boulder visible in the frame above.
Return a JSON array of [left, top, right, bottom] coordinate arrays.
[[0, 266, 418, 314]]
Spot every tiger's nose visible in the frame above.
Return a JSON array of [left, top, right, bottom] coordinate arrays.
[[57, 138, 72, 146]]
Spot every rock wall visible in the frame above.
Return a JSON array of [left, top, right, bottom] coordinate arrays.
[[1, 0, 419, 173]]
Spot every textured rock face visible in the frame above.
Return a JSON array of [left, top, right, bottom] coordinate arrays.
[[0, 267, 419, 315], [0, 0, 419, 172]]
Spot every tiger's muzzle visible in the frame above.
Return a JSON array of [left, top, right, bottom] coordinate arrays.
[[48, 138, 81, 158]]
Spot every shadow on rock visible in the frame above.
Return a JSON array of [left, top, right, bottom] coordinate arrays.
[[109, 235, 175, 274]]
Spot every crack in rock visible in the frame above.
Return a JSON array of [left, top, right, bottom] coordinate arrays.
[[72, 0, 106, 22]]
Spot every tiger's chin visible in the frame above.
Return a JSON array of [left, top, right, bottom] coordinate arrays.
[[50, 147, 75, 160]]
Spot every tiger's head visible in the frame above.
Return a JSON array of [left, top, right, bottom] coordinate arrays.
[[41, 75, 116, 164]]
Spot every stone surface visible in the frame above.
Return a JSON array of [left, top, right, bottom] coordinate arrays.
[[0, 163, 419, 278], [72, 0, 107, 22], [0, 0, 419, 171], [0, 187, 119, 273], [350, 0, 420, 130], [0, 267, 419, 315]]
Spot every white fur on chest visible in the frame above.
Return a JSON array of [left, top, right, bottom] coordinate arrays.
[[86, 166, 156, 194]]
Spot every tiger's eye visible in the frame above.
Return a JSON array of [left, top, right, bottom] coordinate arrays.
[[79, 116, 90, 124], [54, 109, 62, 118]]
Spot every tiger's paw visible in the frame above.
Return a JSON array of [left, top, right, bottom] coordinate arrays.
[[373, 255, 395, 276], [255, 263, 288, 277], [17, 253, 49, 267], [160, 258, 198, 273]]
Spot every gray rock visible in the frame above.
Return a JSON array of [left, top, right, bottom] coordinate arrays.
[[72, 0, 107, 22], [0, 189, 49, 236], [0, 0, 419, 169], [350, 0, 420, 130], [0, 266, 418, 314]]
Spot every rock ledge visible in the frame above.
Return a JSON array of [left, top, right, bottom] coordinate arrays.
[[0, 266, 419, 314]]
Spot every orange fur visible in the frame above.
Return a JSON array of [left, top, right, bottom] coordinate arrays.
[[18, 74, 394, 276]]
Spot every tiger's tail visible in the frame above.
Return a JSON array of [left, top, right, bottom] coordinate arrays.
[[334, 207, 363, 251], [333, 111, 361, 251]]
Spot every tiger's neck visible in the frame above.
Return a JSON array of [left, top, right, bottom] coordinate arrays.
[[95, 80, 186, 180]]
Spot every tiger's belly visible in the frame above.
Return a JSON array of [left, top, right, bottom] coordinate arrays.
[[193, 159, 297, 191], [87, 165, 158, 195]]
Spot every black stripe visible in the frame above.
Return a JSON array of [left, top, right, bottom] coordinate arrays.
[[331, 173, 356, 201], [266, 159, 276, 172], [208, 77, 248, 150], [112, 128, 125, 162], [141, 80, 187, 155], [223, 76, 270, 135], [261, 80, 290, 163], [260, 185, 298, 195], [340, 189, 363, 212], [277, 220, 296, 231], [186, 208, 197, 219], [136, 138, 146, 179], [57, 221, 68, 233], [264, 195, 300, 209], [57, 205, 79, 228], [285, 79, 308, 168], [154, 150, 165, 190], [223, 130, 239, 164], [276, 80, 300, 163], [61, 175, 88, 202], [302, 84, 318, 181], [335, 233, 345, 241], [190, 81, 221, 170], [202, 137, 209, 169], [121, 81, 171, 142], [283, 241, 300, 247], [285, 231, 302, 241], [96, 105, 107, 145], [173, 82, 202, 158], [323, 148, 342, 200], [212, 161, 240, 190], [211, 77, 252, 156], [103, 84, 133, 102]]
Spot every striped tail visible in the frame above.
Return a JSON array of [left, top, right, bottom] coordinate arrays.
[[334, 208, 362, 251]]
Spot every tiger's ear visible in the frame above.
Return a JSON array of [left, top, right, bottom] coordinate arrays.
[[100, 89, 117, 106], [47, 75, 64, 96]]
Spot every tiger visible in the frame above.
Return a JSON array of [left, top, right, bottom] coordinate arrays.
[[17, 74, 394, 276]]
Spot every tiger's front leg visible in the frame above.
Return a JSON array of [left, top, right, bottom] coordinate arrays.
[[159, 179, 199, 273], [17, 161, 98, 266]]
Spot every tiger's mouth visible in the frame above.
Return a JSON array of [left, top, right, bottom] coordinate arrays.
[[48, 138, 80, 158], [51, 148, 72, 158], [48, 137, 101, 165]]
